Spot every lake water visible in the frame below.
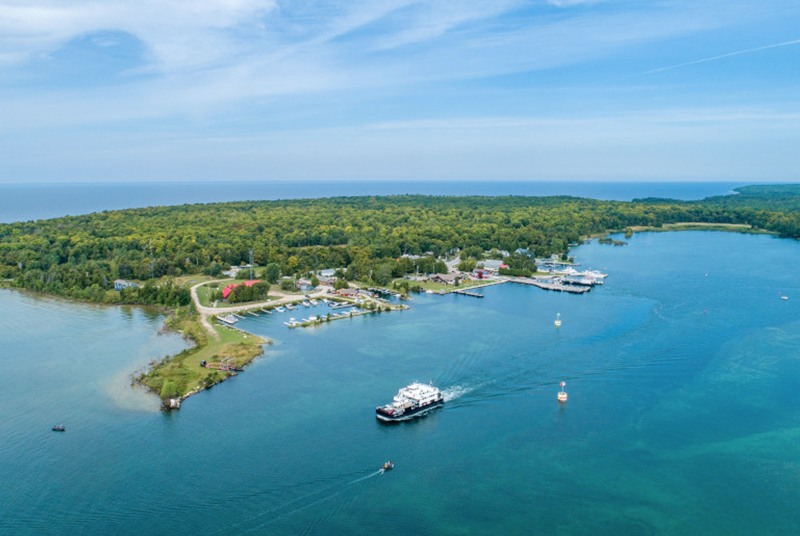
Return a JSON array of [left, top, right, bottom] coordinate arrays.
[[3, 230, 800, 535], [0, 180, 744, 223]]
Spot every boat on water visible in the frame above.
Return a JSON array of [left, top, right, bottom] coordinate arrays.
[[52, 424, 66, 432], [382, 461, 395, 471], [376, 382, 444, 422], [554, 312, 562, 327]]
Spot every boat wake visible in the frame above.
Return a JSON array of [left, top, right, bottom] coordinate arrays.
[[441, 385, 473, 402], [223, 469, 384, 535]]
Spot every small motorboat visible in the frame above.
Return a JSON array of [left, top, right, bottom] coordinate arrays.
[[52, 424, 66, 432], [382, 461, 395, 471]]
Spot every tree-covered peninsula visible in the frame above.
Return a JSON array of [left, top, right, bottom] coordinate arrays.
[[2, 186, 800, 305], [4, 185, 800, 404]]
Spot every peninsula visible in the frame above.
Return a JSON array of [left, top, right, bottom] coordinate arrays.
[[2, 185, 800, 406]]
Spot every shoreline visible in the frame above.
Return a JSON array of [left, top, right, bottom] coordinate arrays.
[[3, 223, 765, 410]]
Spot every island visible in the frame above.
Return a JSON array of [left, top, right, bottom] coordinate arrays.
[[3, 184, 800, 407]]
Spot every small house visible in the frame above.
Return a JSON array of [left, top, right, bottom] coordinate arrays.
[[430, 273, 459, 285], [114, 279, 138, 291]]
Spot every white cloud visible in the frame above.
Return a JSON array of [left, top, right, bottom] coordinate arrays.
[[546, 0, 605, 6], [1, 0, 799, 183], [0, 0, 277, 70]]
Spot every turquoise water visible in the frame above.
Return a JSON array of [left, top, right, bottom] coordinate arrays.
[[3, 230, 800, 534]]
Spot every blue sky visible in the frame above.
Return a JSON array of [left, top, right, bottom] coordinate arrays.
[[1, 0, 798, 183]]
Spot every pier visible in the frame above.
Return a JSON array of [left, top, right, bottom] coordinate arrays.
[[512, 277, 591, 294], [285, 308, 381, 328], [453, 289, 484, 298]]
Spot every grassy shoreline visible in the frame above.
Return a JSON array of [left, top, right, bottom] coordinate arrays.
[[625, 222, 767, 233], [134, 308, 269, 406]]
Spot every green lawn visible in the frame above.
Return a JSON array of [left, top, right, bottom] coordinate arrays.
[[137, 318, 267, 400], [395, 277, 500, 293], [194, 280, 234, 307]]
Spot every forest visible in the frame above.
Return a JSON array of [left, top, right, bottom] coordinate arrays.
[[2, 185, 800, 306]]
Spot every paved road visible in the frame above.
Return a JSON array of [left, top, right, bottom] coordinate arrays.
[[189, 280, 336, 338]]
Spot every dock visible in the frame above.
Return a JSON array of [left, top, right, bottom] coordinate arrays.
[[513, 277, 591, 294], [286, 308, 373, 328], [453, 289, 484, 298], [217, 314, 239, 324]]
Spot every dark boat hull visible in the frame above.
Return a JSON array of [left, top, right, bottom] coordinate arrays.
[[376, 399, 444, 422]]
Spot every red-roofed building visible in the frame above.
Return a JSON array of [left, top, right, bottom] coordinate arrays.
[[222, 280, 261, 299]]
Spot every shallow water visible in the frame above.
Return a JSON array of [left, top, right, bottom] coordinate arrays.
[[2, 230, 800, 535]]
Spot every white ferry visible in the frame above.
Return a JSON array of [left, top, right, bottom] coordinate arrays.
[[376, 382, 444, 422]]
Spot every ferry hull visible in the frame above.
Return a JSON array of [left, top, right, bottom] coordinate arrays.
[[376, 399, 444, 422]]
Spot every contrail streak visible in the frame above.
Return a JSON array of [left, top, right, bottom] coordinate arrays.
[[645, 38, 800, 75]]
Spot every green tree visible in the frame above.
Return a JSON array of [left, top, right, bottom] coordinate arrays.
[[160, 380, 178, 400], [279, 279, 296, 292], [265, 262, 281, 284]]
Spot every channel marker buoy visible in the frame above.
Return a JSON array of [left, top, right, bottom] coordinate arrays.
[[557, 381, 568, 402]]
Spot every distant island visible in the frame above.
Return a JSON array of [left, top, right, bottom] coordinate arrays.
[[3, 184, 800, 406]]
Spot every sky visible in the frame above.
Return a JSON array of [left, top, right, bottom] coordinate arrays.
[[1, 0, 799, 183]]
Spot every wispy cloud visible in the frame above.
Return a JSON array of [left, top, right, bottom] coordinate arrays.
[[645, 38, 800, 74], [0, 0, 277, 71], [1, 0, 799, 182], [546, 0, 605, 7]]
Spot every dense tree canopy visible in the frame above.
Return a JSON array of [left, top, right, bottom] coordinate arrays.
[[2, 188, 799, 305]]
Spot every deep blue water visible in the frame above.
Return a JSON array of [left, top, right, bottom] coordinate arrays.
[[3, 230, 800, 534], [0, 180, 745, 223]]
